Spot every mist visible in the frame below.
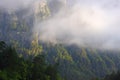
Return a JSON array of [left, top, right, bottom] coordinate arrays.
[[1, 0, 120, 50], [0, 0, 34, 11], [34, 0, 120, 50]]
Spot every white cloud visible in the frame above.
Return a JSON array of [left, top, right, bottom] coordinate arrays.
[[34, 0, 120, 50]]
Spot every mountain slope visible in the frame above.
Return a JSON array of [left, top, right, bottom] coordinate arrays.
[[43, 44, 120, 80], [0, 1, 120, 80]]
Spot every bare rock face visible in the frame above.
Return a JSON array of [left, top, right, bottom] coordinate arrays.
[[33, 0, 50, 22]]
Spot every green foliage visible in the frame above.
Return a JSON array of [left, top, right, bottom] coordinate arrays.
[[0, 41, 63, 80], [0, 70, 21, 80], [0, 70, 8, 80], [43, 44, 120, 80], [103, 71, 120, 80], [1, 3, 120, 80]]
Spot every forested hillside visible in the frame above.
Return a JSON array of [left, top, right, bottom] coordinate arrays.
[[0, 41, 63, 80], [0, 0, 120, 80]]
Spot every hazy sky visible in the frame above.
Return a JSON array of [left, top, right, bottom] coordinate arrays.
[[0, 0, 34, 10], [0, 0, 120, 10]]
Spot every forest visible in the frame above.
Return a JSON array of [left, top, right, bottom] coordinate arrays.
[[0, 0, 120, 80], [0, 41, 64, 80], [0, 41, 120, 80]]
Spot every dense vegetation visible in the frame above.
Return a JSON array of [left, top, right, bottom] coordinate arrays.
[[92, 71, 120, 80], [44, 45, 120, 80], [0, 1, 120, 80], [103, 71, 120, 80], [0, 41, 63, 80]]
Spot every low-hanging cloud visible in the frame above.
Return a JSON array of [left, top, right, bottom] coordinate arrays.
[[1, 0, 120, 50], [34, 0, 120, 50]]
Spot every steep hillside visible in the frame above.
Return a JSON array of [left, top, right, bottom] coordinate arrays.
[[0, 1, 120, 80], [43, 44, 120, 80]]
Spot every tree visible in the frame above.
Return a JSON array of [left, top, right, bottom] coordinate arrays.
[[104, 71, 120, 80], [46, 64, 62, 80], [0, 41, 21, 80], [0, 41, 64, 80], [31, 54, 47, 80]]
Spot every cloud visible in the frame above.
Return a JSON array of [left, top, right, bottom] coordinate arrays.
[[0, 0, 34, 11], [34, 0, 120, 50], [1, 0, 120, 50]]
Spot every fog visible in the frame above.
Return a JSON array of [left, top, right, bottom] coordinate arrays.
[[1, 0, 120, 50], [0, 0, 34, 11], [34, 0, 120, 50]]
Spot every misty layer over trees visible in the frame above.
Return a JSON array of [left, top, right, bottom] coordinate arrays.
[[36, 0, 120, 50], [0, 0, 120, 80]]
